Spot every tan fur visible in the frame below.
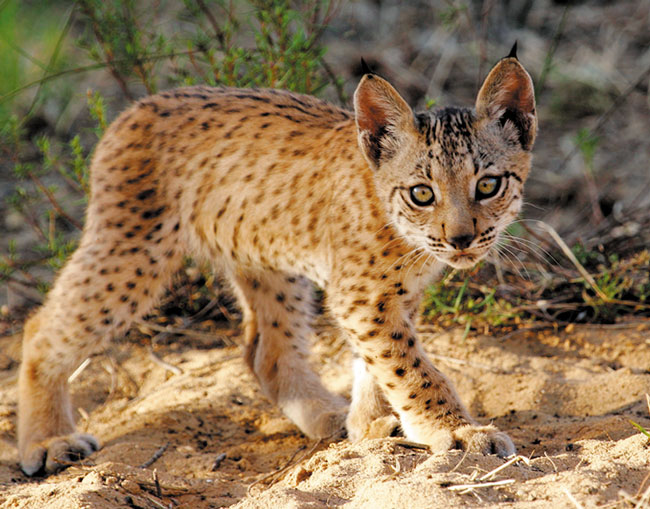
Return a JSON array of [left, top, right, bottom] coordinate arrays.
[[18, 55, 536, 475]]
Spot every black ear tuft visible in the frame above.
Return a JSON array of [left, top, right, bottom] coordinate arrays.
[[506, 41, 518, 60], [354, 73, 415, 169], [476, 50, 537, 150], [360, 57, 373, 76]]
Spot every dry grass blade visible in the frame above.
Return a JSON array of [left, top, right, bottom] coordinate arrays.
[[448, 446, 472, 474], [68, 358, 92, 384], [544, 452, 558, 473], [246, 443, 311, 494], [478, 455, 530, 481], [539, 222, 609, 302], [446, 478, 516, 492], [148, 346, 183, 376], [635, 481, 650, 509], [635, 488, 650, 509], [137, 320, 236, 346], [246, 428, 343, 494], [143, 495, 168, 509], [563, 487, 585, 509]]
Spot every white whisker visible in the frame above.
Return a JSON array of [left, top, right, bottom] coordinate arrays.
[[491, 247, 525, 281], [494, 243, 531, 280], [501, 232, 560, 266], [403, 248, 430, 281]]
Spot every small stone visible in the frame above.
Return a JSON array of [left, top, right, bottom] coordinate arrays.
[[121, 479, 142, 495], [295, 467, 312, 484]]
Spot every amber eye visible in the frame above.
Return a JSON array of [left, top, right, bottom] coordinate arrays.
[[476, 176, 502, 200], [409, 185, 435, 206]]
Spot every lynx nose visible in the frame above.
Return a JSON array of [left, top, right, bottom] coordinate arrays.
[[449, 234, 475, 250]]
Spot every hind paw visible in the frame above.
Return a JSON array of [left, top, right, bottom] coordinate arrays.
[[21, 433, 100, 476]]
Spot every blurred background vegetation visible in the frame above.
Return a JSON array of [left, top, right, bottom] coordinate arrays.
[[0, 0, 648, 336]]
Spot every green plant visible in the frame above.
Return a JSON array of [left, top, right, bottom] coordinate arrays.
[[424, 97, 437, 109], [177, 0, 336, 94], [420, 235, 650, 332], [439, 3, 468, 29], [571, 242, 603, 267], [422, 268, 526, 333], [630, 420, 650, 439], [574, 127, 599, 172], [574, 127, 604, 224], [630, 394, 650, 441], [1, 0, 339, 308]]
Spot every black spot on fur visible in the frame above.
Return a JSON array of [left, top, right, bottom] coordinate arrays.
[[136, 189, 155, 201]]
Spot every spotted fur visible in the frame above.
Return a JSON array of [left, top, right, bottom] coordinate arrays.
[[18, 53, 536, 475]]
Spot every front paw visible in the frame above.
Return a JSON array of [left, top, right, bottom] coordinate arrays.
[[21, 433, 100, 476], [451, 424, 515, 458], [407, 423, 515, 458]]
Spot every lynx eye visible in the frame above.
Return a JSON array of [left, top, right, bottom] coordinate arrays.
[[476, 176, 502, 200], [409, 185, 435, 206]]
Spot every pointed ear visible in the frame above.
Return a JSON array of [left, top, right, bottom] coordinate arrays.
[[354, 74, 415, 169], [476, 54, 537, 150]]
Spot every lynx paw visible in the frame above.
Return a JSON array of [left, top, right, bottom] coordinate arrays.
[[310, 409, 348, 440], [451, 424, 515, 458], [21, 433, 100, 476], [347, 414, 401, 442], [410, 424, 515, 458]]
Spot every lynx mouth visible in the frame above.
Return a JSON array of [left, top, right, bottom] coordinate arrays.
[[445, 253, 478, 269], [438, 247, 491, 269]]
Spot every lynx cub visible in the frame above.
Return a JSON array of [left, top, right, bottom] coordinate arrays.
[[18, 48, 536, 475]]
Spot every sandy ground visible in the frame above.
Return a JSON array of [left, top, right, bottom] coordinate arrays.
[[0, 318, 649, 508]]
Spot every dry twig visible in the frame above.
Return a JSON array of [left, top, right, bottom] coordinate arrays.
[[148, 346, 183, 376], [394, 440, 430, 451], [140, 442, 170, 469]]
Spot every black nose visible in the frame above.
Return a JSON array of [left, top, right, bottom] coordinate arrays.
[[449, 234, 475, 250]]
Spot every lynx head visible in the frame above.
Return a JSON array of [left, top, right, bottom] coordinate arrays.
[[354, 48, 537, 269]]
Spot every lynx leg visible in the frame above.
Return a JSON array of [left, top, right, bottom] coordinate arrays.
[[329, 274, 515, 458], [19, 235, 183, 475], [231, 270, 347, 439], [346, 357, 400, 441]]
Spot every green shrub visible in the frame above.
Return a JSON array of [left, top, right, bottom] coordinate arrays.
[[1, 0, 338, 302]]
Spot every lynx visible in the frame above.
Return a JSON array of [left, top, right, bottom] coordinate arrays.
[[18, 46, 536, 475]]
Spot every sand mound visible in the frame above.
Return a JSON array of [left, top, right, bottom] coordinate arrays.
[[1, 320, 649, 508]]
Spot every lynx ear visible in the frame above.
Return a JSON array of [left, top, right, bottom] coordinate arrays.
[[476, 50, 537, 150], [354, 73, 415, 170]]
